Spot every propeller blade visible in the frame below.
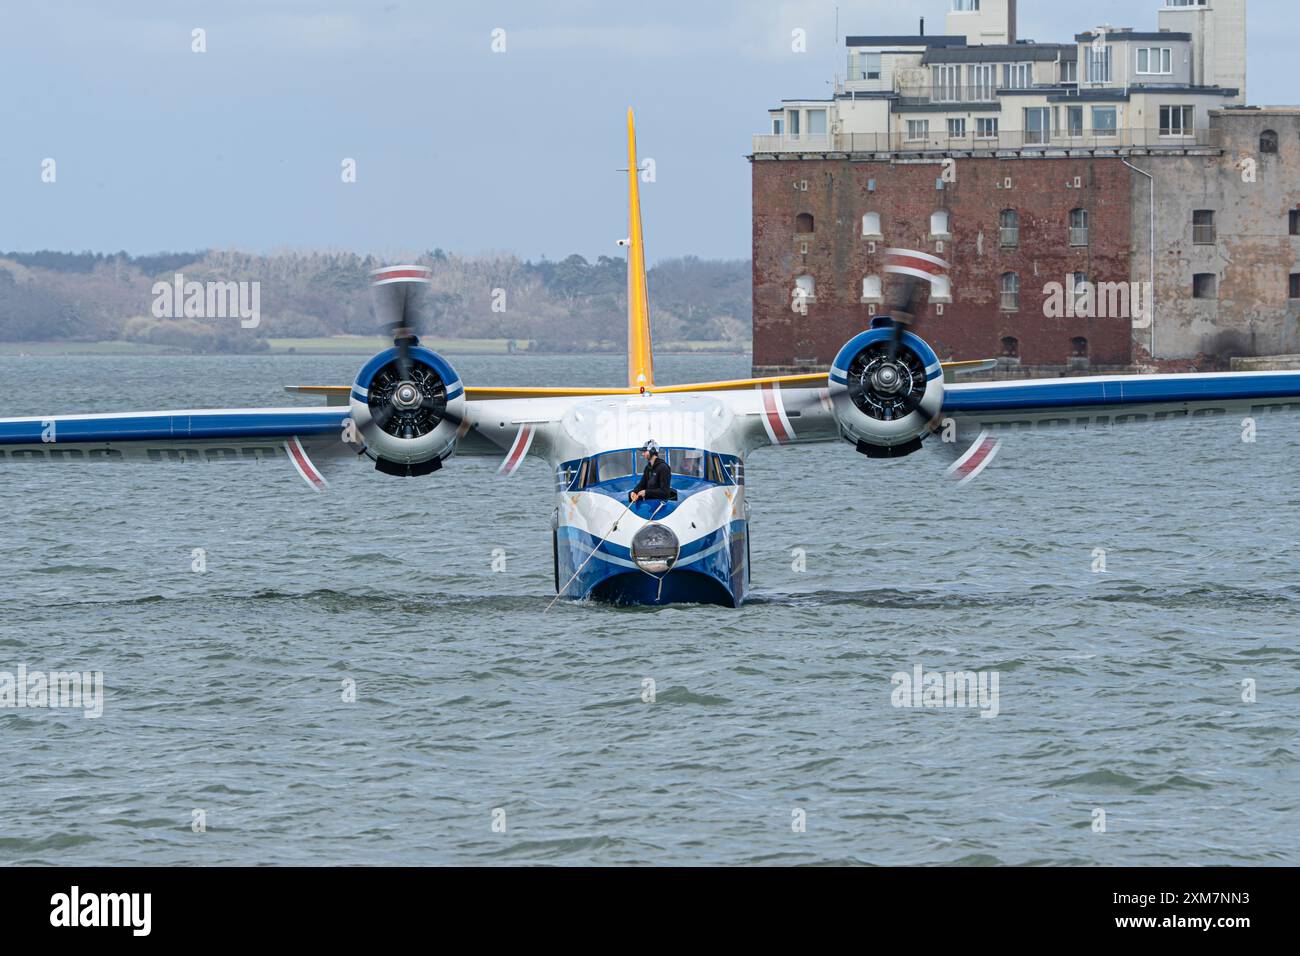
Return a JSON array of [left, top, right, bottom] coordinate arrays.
[[370, 265, 432, 347], [927, 414, 1002, 485], [395, 332, 414, 382], [496, 423, 536, 478], [368, 395, 464, 434], [883, 249, 948, 313], [881, 248, 949, 362], [420, 396, 464, 427], [884, 276, 922, 359], [886, 317, 901, 362]]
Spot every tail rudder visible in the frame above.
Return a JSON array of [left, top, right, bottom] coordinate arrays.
[[626, 108, 654, 390]]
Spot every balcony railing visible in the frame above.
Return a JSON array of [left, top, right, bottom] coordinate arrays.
[[896, 85, 1000, 107], [752, 128, 1219, 154]]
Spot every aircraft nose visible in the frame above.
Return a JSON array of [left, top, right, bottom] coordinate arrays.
[[631, 522, 679, 574]]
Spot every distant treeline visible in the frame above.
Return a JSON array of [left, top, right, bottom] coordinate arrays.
[[0, 249, 751, 353]]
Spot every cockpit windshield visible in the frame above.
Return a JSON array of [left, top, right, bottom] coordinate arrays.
[[563, 447, 739, 491]]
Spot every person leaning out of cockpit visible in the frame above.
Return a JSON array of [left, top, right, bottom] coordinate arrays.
[[629, 440, 673, 502]]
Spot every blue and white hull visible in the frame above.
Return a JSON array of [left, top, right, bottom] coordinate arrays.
[[556, 514, 748, 607], [553, 478, 749, 607]]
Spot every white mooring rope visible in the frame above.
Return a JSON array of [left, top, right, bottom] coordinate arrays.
[[545, 500, 634, 613]]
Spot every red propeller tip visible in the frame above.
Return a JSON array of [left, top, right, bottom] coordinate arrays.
[[370, 265, 431, 286]]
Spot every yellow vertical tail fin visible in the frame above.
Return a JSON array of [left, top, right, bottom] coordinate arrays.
[[625, 108, 654, 390]]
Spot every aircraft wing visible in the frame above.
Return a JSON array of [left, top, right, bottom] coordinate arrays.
[[940, 371, 1300, 427], [0, 396, 578, 488], [724, 367, 1300, 480]]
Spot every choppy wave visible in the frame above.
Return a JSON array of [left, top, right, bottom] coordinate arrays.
[[1, 353, 1298, 865]]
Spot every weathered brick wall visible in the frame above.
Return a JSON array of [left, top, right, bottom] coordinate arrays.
[[1134, 112, 1300, 359], [752, 156, 1134, 373]]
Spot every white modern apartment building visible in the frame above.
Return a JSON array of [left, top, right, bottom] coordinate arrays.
[[758, 0, 1247, 155]]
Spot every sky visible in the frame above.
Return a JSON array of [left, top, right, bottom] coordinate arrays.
[[1, 0, 1295, 264]]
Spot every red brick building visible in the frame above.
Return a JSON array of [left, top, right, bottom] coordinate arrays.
[[751, 155, 1135, 374]]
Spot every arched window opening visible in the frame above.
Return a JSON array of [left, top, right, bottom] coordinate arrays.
[[1000, 272, 1020, 311], [861, 275, 882, 300], [1261, 129, 1279, 154], [931, 210, 950, 236], [1072, 272, 1089, 311], [862, 212, 882, 237], [795, 213, 815, 234], [1000, 209, 1019, 247], [1069, 208, 1089, 246], [794, 274, 816, 303], [1001, 336, 1020, 358]]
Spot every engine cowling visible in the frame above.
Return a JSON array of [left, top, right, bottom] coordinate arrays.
[[349, 344, 465, 476], [828, 320, 944, 459]]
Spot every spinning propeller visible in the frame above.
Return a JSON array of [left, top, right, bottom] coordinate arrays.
[[840, 269, 933, 424], [362, 266, 528, 477], [368, 266, 464, 435], [877, 253, 1002, 483]]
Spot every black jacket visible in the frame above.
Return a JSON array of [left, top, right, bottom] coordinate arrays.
[[632, 456, 673, 500]]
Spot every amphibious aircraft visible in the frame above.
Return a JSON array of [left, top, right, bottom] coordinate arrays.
[[5, 110, 1300, 607]]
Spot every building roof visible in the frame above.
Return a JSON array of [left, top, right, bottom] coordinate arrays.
[[1047, 90, 1131, 103], [925, 43, 1076, 64], [1075, 31, 1191, 42], [845, 35, 966, 48], [1213, 106, 1300, 115], [1044, 85, 1239, 103]]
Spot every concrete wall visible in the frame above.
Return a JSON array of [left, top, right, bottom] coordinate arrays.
[[1128, 91, 1223, 140], [1159, 0, 1247, 102], [1100, 37, 1194, 89], [1129, 110, 1300, 359], [946, 0, 1016, 46], [836, 97, 892, 135], [752, 155, 1133, 373]]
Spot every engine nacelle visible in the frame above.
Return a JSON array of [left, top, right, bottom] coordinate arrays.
[[828, 320, 944, 459], [350, 344, 465, 477]]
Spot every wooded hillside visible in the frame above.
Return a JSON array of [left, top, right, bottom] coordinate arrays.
[[0, 249, 751, 352]]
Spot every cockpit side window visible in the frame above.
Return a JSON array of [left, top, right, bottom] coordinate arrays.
[[671, 448, 706, 479], [706, 454, 727, 485], [591, 451, 635, 484]]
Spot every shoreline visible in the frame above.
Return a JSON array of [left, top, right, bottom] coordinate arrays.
[[0, 338, 752, 358]]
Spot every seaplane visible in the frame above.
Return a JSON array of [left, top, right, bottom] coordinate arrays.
[[5, 110, 1300, 607]]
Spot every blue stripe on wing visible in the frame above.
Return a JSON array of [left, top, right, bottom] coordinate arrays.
[[943, 372, 1300, 413], [0, 409, 349, 445]]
